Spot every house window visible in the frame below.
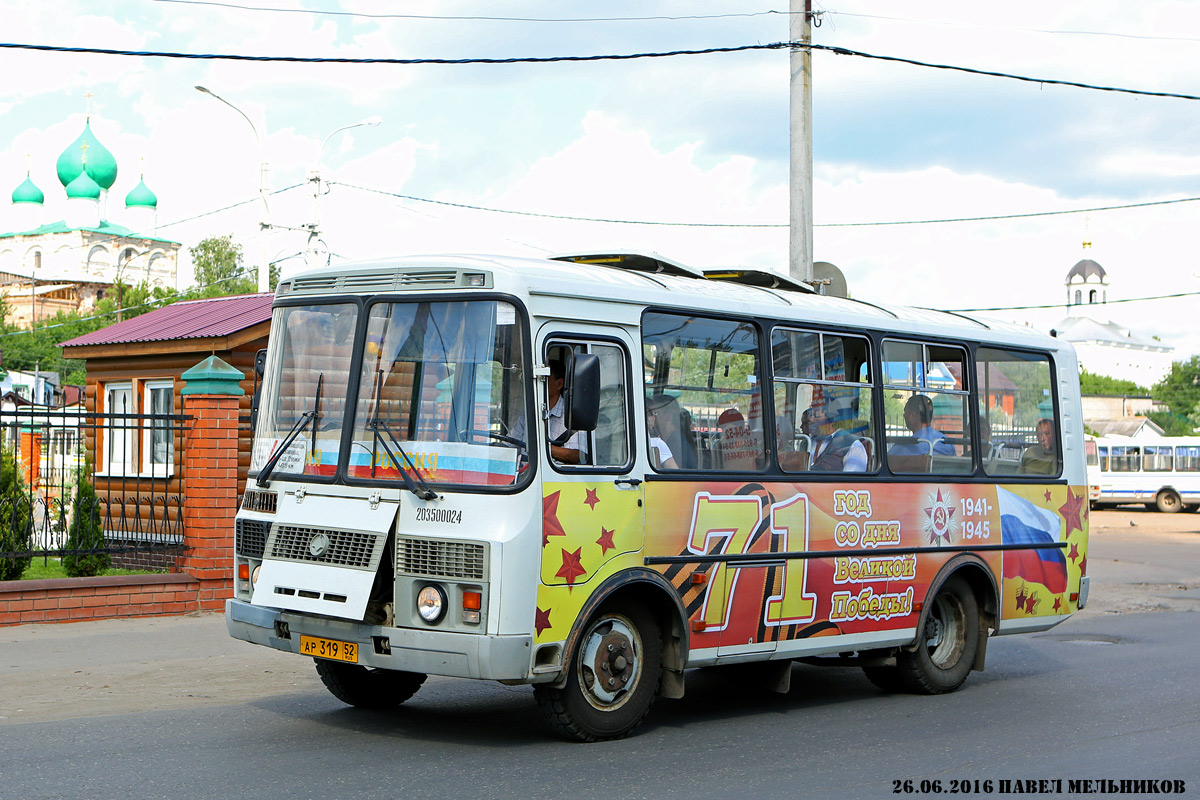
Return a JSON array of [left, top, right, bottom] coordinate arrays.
[[103, 383, 134, 475], [143, 381, 174, 475]]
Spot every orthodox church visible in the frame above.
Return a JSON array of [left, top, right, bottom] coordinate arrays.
[[0, 114, 180, 329], [1052, 244, 1173, 387]]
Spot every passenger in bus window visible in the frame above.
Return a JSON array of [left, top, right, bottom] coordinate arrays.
[[646, 393, 695, 469], [647, 422, 679, 470], [511, 358, 587, 465], [803, 401, 868, 472], [889, 394, 955, 457], [1020, 418, 1057, 474]]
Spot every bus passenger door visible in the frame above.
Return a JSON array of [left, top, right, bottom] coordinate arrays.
[[534, 330, 644, 636]]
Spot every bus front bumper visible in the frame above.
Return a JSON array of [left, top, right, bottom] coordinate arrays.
[[225, 599, 534, 682]]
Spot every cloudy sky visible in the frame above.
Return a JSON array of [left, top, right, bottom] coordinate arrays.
[[3, 0, 1199, 361]]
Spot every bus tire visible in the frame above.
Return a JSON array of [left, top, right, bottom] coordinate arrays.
[[1156, 490, 1183, 514], [896, 576, 978, 694], [314, 660, 427, 709], [533, 603, 662, 742]]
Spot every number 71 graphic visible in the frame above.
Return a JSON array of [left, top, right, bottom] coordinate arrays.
[[687, 492, 818, 632]]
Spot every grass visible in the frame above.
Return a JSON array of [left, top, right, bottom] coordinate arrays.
[[20, 558, 163, 581]]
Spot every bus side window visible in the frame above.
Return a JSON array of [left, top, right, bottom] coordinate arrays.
[[643, 312, 765, 473], [975, 347, 1058, 478], [540, 339, 631, 471], [882, 341, 972, 475], [771, 327, 876, 474]]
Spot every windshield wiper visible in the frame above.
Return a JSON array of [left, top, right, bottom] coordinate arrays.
[[256, 374, 323, 488], [369, 370, 439, 501]]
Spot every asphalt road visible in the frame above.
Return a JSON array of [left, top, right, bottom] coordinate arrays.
[[2, 507, 1197, 800]]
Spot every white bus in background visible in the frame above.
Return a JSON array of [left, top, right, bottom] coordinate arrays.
[[1091, 436, 1200, 512]]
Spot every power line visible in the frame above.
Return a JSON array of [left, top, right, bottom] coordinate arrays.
[[331, 182, 786, 228], [815, 195, 1200, 227], [0, 271, 266, 342], [0, 184, 305, 273], [949, 291, 1200, 313], [4, 39, 1198, 102], [333, 181, 1200, 229], [0, 40, 793, 65], [150, 0, 798, 24], [813, 43, 1200, 101], [828, 11, 1200, 45]]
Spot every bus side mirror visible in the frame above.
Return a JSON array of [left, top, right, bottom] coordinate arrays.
[[564, 353, 600, 433], [250, 348, 268, 431]]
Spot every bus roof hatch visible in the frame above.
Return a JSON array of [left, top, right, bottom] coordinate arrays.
[[549, 251, 706, 279]]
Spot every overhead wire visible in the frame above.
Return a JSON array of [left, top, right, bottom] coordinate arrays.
[[827, 10, 1200, 44], [0, 270, 268, 341], [949, 290, 1200, 313], [2, 40, 1198, 101], [332, 181, 1200, 229], [148, 0, 798, 23], [2, 184, 304, 274]]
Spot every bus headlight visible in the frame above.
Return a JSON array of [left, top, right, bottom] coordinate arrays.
[[416, 585, 447, 623]]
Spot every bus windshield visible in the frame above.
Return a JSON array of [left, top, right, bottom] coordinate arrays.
[[349, 299, 528, 487], [251, 298, 529, 488]]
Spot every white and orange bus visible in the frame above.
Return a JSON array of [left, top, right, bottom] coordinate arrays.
[[226, 252, 1090, 741]]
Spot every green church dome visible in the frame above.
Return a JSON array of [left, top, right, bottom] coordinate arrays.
[[65, 168, 102, 200], [56, 120, 118, 190], [12, 172, 44, 205], [125, 176, 158, 209]]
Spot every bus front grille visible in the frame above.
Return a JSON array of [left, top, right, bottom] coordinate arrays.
[[235, 519, 270, 559], [397, 537, 486, 580], [268, 525, 385, 569]]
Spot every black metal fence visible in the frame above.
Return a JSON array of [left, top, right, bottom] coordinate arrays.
[[0, 405, 192, 574]]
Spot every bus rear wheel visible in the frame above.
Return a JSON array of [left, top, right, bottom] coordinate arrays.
[[534, 604, 662, 742], [895, 576, 978, 694], [1156, 490, 1183, 513], [314, 660, 427, 709]]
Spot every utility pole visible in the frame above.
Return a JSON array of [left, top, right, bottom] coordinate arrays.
[[306, 117, 381, 269], [789, 0, 814, 283]]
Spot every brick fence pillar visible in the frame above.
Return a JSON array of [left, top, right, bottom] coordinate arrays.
[[178, 356, 245, 612]]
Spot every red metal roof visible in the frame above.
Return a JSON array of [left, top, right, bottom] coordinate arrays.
[[59, 293, 273, 348]]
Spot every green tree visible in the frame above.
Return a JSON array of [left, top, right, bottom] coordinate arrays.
[[0, 443, 32, 581], [1079, 369, 1148, 397], [190, 234, 256, 297], [61, 470, 109, 578], [1152, 357, 1200, 423], [1143, 411, 1196, 436]]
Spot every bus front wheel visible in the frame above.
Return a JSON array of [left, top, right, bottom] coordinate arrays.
[[534, 604, 662, 742], [895, 576, 978, 694], [314, 660, 427, 709], [1156, 490, 1183, 514]]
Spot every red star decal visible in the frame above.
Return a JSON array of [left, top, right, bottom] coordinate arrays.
[[1015, 584, 1028, 609], [555, 547, 587, 585], [583, 488, 600, 509], [1044, 490, 1053, 502], [1053, 596, 1063, 613], [542, 491, 566, 548], [1067, 542, 1080, 563], [1058, 488, 1085, 536], [1079, 554, 1087, 576], [1024, 593, 1039, 614], [534, 607, 552, 637], [596, 527, 616, 554]]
